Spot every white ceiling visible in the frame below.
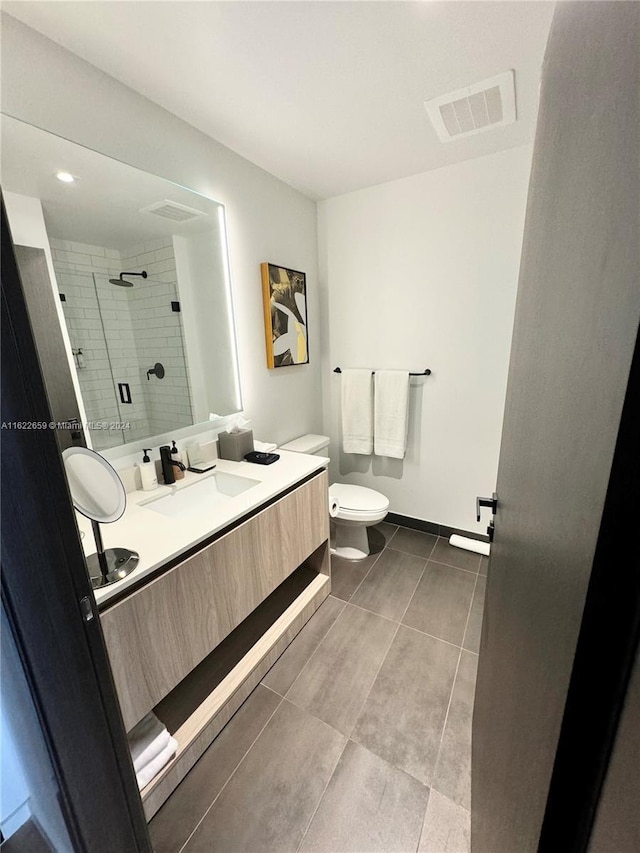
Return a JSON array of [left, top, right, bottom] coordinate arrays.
[[3, 1, 555, 200]]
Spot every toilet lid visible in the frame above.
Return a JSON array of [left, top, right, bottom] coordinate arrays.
[[329, 483, 389, 512]]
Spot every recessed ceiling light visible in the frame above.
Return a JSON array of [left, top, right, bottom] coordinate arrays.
[[56, 171, 75, 183]]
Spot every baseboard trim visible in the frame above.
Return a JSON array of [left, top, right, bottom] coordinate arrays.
[[385, 512, 490, 543]]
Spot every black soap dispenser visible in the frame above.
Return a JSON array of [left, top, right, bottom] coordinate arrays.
[[171, 440, 185, 480]]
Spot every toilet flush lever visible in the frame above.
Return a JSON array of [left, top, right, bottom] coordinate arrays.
[[476, 493, 498, 522]]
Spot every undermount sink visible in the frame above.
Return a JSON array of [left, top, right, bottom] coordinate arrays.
[[141, 472, 260, 519]]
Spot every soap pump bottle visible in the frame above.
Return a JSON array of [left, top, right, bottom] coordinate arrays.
[[171, 440, 185, 480], [139, 448, 158, 491]]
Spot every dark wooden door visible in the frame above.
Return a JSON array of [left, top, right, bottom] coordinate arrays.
[[471, 4, 640, 852]]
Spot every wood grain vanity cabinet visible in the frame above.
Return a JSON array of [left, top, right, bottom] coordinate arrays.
[[99, 469, 330, 818]]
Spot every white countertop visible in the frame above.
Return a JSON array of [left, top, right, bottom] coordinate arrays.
[[77, 450, 329, 608]]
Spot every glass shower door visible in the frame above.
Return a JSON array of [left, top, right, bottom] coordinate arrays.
[[55, 269, 127, 449]]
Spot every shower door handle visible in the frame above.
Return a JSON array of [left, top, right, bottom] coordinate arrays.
[[118, 383, 131, 404]]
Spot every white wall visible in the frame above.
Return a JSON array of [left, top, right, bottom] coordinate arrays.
[[1, 14, 322, 446], [318, 145, 532, 533]]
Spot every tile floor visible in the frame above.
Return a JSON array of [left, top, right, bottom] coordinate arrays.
[[149, 524, 488, 853]]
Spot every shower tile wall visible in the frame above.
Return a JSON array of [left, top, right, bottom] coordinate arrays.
[[50, 238, 146, 450], [50, 238, 192, 450], [121, 239, 194, 437]]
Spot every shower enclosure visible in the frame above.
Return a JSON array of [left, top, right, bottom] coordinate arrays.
[[54, 262, 193, 450]]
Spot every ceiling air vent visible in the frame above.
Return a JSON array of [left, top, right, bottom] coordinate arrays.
[[424, 70, 516, 143], [139, 200, 208, 222]]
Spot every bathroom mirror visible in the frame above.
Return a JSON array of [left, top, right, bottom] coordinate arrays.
[[62, 446, 139, 588], [1, 115, 242, 452]]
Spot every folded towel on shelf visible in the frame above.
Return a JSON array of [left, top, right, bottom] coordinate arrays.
[[136, 736, 178, 790], [128, 712, 171, 774], [374, 370, 410, 459], [341, 369, 374, 455], [253, 440, 278, 453]]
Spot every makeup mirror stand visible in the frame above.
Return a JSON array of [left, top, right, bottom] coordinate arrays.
[[87, 520, 139, 589]]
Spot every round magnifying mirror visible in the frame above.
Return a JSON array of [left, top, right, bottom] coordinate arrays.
[[63, 446, 126, 522], [62, 446, 139, 588]]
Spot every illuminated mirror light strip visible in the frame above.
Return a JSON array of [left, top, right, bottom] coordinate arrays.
[[218, 205, 243, 411]]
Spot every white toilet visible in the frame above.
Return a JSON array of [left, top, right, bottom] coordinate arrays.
[[278, 434, 389, 560]]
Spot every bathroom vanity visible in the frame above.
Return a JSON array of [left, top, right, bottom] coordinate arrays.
[[91, 452, 330, 818]]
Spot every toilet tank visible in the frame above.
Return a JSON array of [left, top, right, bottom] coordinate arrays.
[[279, 434, 330, 456]]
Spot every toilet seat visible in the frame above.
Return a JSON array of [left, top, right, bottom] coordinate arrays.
[[329, 483, 389, 522]]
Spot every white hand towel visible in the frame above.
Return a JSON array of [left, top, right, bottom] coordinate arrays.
[[341, 369, 373, 455], [133, 728, 171, 774], [136, 736, 178, 790], [128, 712, 171, 773], [374, 370, 410, 459], [254, 440, 277, 453]]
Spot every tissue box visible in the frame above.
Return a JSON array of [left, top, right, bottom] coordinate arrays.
[[217, 429, 254, 462]]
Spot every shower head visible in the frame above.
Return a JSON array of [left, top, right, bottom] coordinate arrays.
[[109, 270, 148, 287]]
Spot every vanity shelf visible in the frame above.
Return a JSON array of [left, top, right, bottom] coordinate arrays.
[[98, 469, 330, 819], [142, 559, 329, 817]]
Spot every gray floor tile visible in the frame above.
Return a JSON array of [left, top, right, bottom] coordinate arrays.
[[299, 740, 429, 853], [184, 700, 345, 853], [367, 525, 389, 555], [479, 555, 489, 576], [375, 521, 398, 545], [432, 651, 478, 810], [462, 575, 486, 654], [351, 548, 426, 622], [388, 527, 438, 559], [353, 626, 459, 785], [403, 562, 476, 646], [431, 538, 481, 573], [418, 790, 470, 853], [262, 595, 345, 695], [149, 684, 281, 853], [330, 552, 379, 602], [287, 603, 397, 735]]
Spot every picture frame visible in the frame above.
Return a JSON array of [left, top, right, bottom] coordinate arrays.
[[261, 263, 309, 368]]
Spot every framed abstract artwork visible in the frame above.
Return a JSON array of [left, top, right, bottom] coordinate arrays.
[[261, 263, 309, 368]]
